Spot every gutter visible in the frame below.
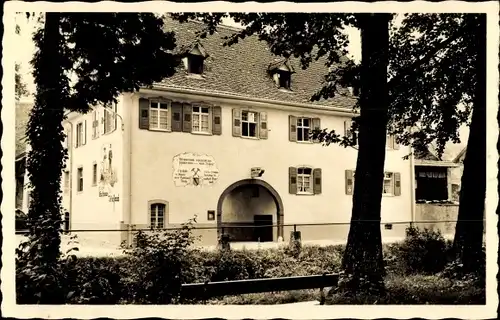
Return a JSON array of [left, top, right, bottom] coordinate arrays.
[[142, 86, 358, 117]]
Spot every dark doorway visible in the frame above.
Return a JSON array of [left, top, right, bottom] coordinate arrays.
[[254, 215, 273, 242]]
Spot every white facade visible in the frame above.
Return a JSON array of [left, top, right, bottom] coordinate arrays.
[[55, 88, 414, 248]]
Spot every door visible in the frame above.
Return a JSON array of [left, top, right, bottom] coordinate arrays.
[[254, 215, 273, 242]]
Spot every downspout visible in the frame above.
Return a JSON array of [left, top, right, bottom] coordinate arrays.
[[409, 141, 416, 227], [62, 113, 73, 231]]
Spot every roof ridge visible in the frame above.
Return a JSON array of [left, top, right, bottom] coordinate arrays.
[[167, 15, 245, 33]]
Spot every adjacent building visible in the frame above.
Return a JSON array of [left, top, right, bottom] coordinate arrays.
[[18, 18, 415, 249]]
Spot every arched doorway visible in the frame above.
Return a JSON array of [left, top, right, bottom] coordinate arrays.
[[217, 179, 284, 242]]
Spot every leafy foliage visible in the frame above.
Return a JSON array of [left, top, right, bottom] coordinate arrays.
[[20, 12, 181, 303], [121, 218, 199, 304], [15, 63, 29, 100]]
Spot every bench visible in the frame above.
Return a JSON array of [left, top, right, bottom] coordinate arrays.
[[180, 273, 339, 304]]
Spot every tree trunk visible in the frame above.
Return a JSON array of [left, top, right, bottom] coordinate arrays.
[[452, 15, 486, 274], [341, 13, 391, 294], [25, 13, 65, 270]]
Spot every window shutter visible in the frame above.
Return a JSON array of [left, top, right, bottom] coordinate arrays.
[[344, 120, 352, 138], [345, 170, 354, 195], [289, 115, 297, 142], [393, 135, 400, 150], [313, 168, 322, 194], [182, 103, 192, 132], [232, 108, 241, 137], [312, 118, 321, 143], [91, 111, 97, 139], [394, 172, 401, 196], [113, 103, 118, 132], [289, 167, 298, 194], [212, 106, 222, 135], [171, 102, 183, 132], [83, 120, 87, 145], [74, 125, 78, 148], [259, 111, 268, 139], [139, 98, 150, 129]]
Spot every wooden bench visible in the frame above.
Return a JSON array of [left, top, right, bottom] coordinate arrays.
[[180, 273, 339, 304]]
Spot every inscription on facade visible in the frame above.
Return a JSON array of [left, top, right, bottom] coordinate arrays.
[[173, 153, 219, 187]]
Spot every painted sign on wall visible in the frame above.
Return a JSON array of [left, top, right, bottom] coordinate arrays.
[[99, 143, 119, 201], [173, 152, 219, 187]]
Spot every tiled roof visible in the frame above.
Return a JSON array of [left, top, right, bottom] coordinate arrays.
[[157, 17, 356, 109], [15, 101, 33, 159]]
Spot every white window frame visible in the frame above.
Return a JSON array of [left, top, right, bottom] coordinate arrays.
[[241, 110, 259, 138], [296, 117, 312, 142], [75, 122, 84, 147], [77, 167, 84, 193], [297, 166, 314, 195], [192, 105, 212, 134], [103, 104, 117, 135], [149, 100, 170, 131], [383, 172, 395, 196], [150, 203, 166, 229]]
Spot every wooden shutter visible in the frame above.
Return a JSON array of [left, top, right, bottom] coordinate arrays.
[[182, 103, 192, 132], [232, 108, 241, 137], [345, 170, 354, 195], [393, 135, 400, 150], [139, 98, 150, 129], [289, 167, 298, 194], [91, 111, 97, 139], [259, 111, 268, 139], [394, 172, 401, 196], [289, 115, 297, 142], [313, 168, 322, 194], [212, 106, 222, 135], [344, 120, 352, 138], [171, 102, 183, 132], [113, 103, 118, 131], [312, 118, 321, 142], [82, 120, 87, 145], [74, 124, 79, 148]]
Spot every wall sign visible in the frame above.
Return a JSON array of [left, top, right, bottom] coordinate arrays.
[[99, 143, 119, 201], [173, 152, 219, 187]]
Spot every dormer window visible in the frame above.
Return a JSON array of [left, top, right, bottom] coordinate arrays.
[[268, 58, 295, 90], [184, 42, 209, 75], [188, 55, 204, 74]]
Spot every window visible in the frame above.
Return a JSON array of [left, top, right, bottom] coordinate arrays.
[[297, 167, 313, 194], [345, 170, 401, 196], [192, 105, 211, 133], [188, 55, 204, 74], [150, 203, 166, 229], [103, 104, 117, 134], [75, 122, 85, 147], [289, 166, 322, 195], [64, 171, 70, 193], [77, 167, 84, 192], [92, 111, 99, 139], [297, 118, 311, 142], [289, 116, 321, 143], [149, 101, 169, 131], [386, 134, 399, 150], [277, 70, 291, 89], [64, 211, 70, 233], [241, 110, 258, 138], [383, 173, 394, 195], [233, 109, 268, 139], [92, 163, 97, 186]]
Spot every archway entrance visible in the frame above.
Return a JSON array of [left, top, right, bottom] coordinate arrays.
[[217, 179, 284, 242]]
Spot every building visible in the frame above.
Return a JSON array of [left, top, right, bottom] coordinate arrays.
[[18, 18, 414, 249], [412, 145, 466, 235]]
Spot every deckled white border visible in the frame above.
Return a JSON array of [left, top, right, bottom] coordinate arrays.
[[2, 1, 499, 319]]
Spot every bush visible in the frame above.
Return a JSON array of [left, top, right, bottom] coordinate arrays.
[[396, 226, 449, 274], [121, 218, 199, 304]]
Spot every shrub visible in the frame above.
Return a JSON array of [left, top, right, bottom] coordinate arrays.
[[121, 218, 199, 304], [397, 226, 449, 274]]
